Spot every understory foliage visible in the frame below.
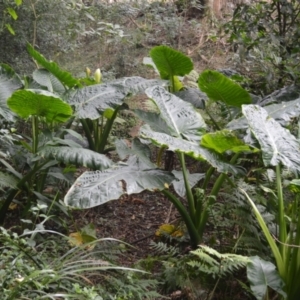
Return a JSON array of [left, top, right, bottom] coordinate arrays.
[[1, 1, 300, 298], [0, 226, 159, 300]]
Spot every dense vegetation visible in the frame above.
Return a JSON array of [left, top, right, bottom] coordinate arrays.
[[1, 0, 300, 299]]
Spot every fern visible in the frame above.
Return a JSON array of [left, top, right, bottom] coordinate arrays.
[[188, 245, 250, 279], [150, 241, 180, 257]]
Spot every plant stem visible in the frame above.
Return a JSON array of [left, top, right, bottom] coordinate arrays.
[[98, 107, 120, 153], [202, 166, 215, 191], [80, 119, 95, 150], [162, 189, 200, 247], [276, 164, 287, 258], [32, 116, 39, 154], [178, 152, 196, 219]]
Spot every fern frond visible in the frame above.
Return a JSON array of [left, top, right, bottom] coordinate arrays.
[[188, 245, 250, 278], [150, 241, 179, 256]]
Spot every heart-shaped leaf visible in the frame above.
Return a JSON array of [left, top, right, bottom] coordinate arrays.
[[150, 45, 193, 79], [242, 105, 300, 171], [247, 256, 286, 300], [145, 85, 206, 140], [64, 160, 175, 209], [7, 89, 72, 123], [199, 70, 252, 107], [201, 130, 257, 154]]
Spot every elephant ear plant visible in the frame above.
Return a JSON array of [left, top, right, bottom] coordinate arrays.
[[236, 105, 300, 300], [0, 86, 111, 224], [27, 43, 165, 154], [64, 46, 254, 247]]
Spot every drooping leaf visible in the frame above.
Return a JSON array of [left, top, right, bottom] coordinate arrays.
[[67, 83, 128, 120], [242, 105, 300, 171], [140, 126, 242, 175], [201, 130, 257, 154], [27, 43, 80, 88], [32, 69, 65, 94], [175, 88, 208, 109], [145, 86, 206, 140], [258, 84, 300, 106], [288, 179, 300, 193], [115, 138, 155, 168], [172, 170, 205, 197], [64, 161, 175, 209], [7, 89, 72, 123], [38, 146, 112, 170], [5, 23, 15, 35], [0, 172, 18, 189], [198, 70, 252, 107], [247, 256, 286, 300], [7, 7, 18, 20], [227, 97, 300, 130], [110, 76, 167, 94], [150, 45, 193, 79], [0, 64, 22, 121], [134, 110, 170, 134]]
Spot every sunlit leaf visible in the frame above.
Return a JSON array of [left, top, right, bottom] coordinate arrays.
[[27, 43, 81, 88], [201, 130, 257, 154], [7, 89, 72, 123], [199, 70, 252, 107], [150, 45, 193, 79]]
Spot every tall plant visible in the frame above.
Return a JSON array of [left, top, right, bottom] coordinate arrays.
[[237, 105, 300, 300], [64, 46, 255, 247]]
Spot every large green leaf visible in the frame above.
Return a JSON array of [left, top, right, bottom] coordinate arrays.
[[201, 130, 257, 154], [32, 69, 65, 94], [115, 138, 155, 168], [247, 256, 286, 300], [145, 86, 206, 140], [27, 43, 80, 88], [242, 105, 300, 171], [175, 88, 208, 109], [134, 109, 170, 134], [67, 83, 128, 120], [172, 170, 205, 197], [64, 158, 175, 208], [198, 70, 252, 107], [0, 64, 22, 121], [140, 126, 241, 175], [227, 97, 300, 130], [38, 146, 112, 170], [7, 89, 73, 123], [150, 45, 193, 79], [110, 76, 167, 93]]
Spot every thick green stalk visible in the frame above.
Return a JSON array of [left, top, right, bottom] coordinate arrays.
[[178, 152, 196, 220], [202, 166, 215, 191], [80, 119, 95, 150], [276, 164, 287, 258], [98, 107, 120, 154], [210, 152, 240, 197], [0, 161, 49, 224], [32, 116, 39, 154], [162, 189, 200, 247]]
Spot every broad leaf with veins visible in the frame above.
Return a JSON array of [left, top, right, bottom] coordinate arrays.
[[64, 158, 174, 209], [242, 105, 300, 171], [145, 85, 206, 140]]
